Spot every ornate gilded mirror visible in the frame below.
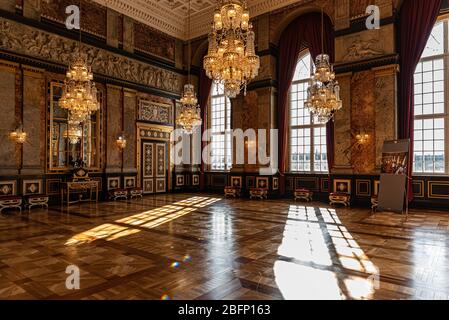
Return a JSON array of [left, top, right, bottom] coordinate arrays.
[[48, 81, 102, 172]]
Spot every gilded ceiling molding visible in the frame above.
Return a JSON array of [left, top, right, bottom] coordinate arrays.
[[92, 0, 315, 40]]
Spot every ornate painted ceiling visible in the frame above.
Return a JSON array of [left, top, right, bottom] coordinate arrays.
[[95, 0, 312, 40]]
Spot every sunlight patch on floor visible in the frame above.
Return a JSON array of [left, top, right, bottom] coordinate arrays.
[[275, 205, 379, 300], [65, 197, 221, 246]]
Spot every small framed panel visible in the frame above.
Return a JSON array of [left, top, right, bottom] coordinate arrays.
[[412, 180, 424, 198], [231, 176, 242, 188], [143, 142, 154, 178], [46, 179, 62, 195], [256, 177, 269, 189], [107, 177, 121, 190], [428, 181, 449, 199], [176, 175, 185, 187], [333, 179, 351, 194], [356, 179, 371, 197], [124, 177, 136, 189], [192, 175, 199, 186], [156, 143, 166, 177], [0, 181, 16, 196], [321, 178, 329, 193], [156, 178, 166, 193], [143, 179, 154, 194], [23, 180, 43, 195], [272, 177, 279, 190], [246, 176, 255, 189]]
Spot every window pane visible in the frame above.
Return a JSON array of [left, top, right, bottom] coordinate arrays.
[[210, 83, 232, 171], [413, 26, 447, 175], [293, 53, 311, 81], [289, 51, 328, 173]]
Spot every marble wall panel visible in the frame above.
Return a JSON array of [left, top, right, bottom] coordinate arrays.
[[351, 70, 376, 174], [123, 89, 137, 173], [333, 73, 352, 173], [106, 85, 122, 173], [22, 66, 45, 174], [374, 65, 398, 169], [0, 61, 18, 175]]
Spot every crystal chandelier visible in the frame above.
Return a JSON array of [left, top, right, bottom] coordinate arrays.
[[59, 3, 100, 124], [59, 54, 100, 123], [204, 0, 260, 98], [177, 0, 202, 134], [304, 10, 342, 123]]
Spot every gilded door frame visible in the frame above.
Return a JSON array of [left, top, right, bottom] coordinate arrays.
[[136, 123, 173, 192]]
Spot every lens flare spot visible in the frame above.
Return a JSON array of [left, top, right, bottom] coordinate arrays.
[[171, 261, 180, 268], [161, 294, 171, 300], [183, 255, 191, 262]]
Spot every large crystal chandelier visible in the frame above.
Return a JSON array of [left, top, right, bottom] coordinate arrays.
[[59, 54, 100, 122], [304, 10, 342, 123], [59, 3, 100, 124], [177, 0, 202, 134], [204, 0, 260, 98]]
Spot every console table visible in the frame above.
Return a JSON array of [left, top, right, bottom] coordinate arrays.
[[62, 180, 99, 206]]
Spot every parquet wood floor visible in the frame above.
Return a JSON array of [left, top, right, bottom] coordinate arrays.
[[1, 193, 449, 300]]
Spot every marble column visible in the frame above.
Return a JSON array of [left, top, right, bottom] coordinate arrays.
[[374, 64, 399, 170], [107, 9, 119, 48], [23, 0, 41, 21], [106, 84, 123, 173], [22, 65, 45, 175], [123, 88, 137, 173], [333, 72, 353, 174], [0, 0, 16, 13], [123, 16, 134, 53], [0, 60, 19, 176]]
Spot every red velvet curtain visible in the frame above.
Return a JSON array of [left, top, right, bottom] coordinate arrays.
[[398, 0, 442, 201], [199, 67, 213, 191], [278, 12, 335, 194]]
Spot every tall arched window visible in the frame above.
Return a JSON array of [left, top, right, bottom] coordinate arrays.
[[289, 51, 328, 173], [209, 83, 232, 171], [414, 19, 448, 174]]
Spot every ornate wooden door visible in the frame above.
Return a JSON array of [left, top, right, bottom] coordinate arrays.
[[142, 141, 167, 194]]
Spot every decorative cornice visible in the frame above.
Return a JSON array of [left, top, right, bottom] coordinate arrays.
[[92, 0, 314, 40], [334, 54, 399, 74]]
